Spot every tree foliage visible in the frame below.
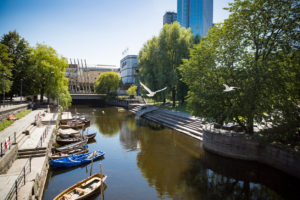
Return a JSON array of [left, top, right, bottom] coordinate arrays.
[[0, 43, 13, 94], [180, 0, 300, 135], [30, 44, 71, 106], [94, 71, 121, 96], [1, 30, 32, 98], [138, 22, 193, 105], [127, 85, 137, 98]]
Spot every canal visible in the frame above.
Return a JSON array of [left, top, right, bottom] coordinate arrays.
[[43, 106, 299, 200]]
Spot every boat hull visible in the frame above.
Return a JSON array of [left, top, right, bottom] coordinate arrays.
[[53, 173, 107, 200]]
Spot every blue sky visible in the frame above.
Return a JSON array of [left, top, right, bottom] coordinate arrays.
[[0, 0, 233, 66]]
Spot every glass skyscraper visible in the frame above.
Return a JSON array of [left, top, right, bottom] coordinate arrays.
[[177, 0, 213, 36]]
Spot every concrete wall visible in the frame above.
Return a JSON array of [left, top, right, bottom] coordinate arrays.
[[203, 131, 300, 179], [0, 104, 29, 121], [0, 145, 18, 174]]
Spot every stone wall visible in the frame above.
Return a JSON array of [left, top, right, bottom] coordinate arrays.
[[0, 144, 18, 174], [203, 131, 300, 179], [0, 104, 29, 121]]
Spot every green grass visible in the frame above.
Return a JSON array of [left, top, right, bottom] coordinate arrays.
[[162, 103, 192, 114], [0, 109, 32, 132]]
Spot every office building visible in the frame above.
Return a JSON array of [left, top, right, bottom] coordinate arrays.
[[177, 0, 213, 36], [120, 55, 138, 85], [163, 11, 177, 25]]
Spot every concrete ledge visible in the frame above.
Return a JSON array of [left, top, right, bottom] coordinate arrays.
[[203, 131, 300, 179]]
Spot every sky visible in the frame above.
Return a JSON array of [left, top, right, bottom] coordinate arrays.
[[0, 0, 233, 66]]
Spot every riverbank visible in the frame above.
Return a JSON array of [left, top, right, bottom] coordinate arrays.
[[126, 103, 300, 179], [0, 105, 60, 200]]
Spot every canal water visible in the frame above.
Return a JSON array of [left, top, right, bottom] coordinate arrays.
[[43, 106, 299, 200]]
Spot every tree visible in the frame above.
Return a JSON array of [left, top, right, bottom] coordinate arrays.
[[94, 71, 121, 96], [30, 44, 71, 104], [180, 0, 300, 135], [138, 22, 193, 106], [127, 85, 137, 98], [1, 30, 31, 99], [0, 43, 13, 95]]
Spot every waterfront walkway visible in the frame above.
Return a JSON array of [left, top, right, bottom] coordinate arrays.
[[0, 106, 57, 200]]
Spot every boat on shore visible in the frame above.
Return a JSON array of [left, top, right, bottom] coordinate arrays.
[[53, 173, 107, 200], [51, 151, 105, 168]]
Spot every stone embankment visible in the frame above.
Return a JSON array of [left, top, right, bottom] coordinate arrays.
[[0, 105, 60, 200]]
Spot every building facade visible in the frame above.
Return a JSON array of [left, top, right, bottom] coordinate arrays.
[[163, 11, 178, 25], [120, 55, 138, 85], [66, 61, 119, 93], [177, 0, 213, 37]]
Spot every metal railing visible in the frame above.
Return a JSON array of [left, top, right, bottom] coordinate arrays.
[[0, 132, 17, 157], [36, 127, 49, 148], [5, 158, 32, 200]]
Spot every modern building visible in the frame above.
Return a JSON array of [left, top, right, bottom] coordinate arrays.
[[177, 0, 213, 37], [66, 61, 119, 93], [120, 55, 138, 85], [163, 11, 177, 25]]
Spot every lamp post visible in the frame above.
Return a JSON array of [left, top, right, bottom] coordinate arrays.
[[2, 72, 6, 107], [47, 72, 54, 104], [20, 78, 23, 102]]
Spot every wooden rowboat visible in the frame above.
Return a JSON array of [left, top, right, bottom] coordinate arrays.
[[56, 137, 82, 146], [53, 173, 107, 200], [50, 148, 89, 160], [55, 139, 88, 152], [59, 122, 85, 129]]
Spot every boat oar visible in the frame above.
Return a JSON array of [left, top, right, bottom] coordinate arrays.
[[100, 163, 104, 200]]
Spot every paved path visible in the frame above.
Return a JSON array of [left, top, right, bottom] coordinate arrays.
[[0, 109, 45, 144], [0, 103, 28, 112]]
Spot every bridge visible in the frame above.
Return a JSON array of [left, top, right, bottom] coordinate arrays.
[[70, 93, 106, 105]]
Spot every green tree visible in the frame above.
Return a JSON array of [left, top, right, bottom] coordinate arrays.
[[180, 0, 300, 135], [30, 44, 71, 105], [138, 22, 193, 106], [1, 30, 31, 99], [0, 43, 13, 95], [94, 71, 121, 96], [127, 85, 137, 98]]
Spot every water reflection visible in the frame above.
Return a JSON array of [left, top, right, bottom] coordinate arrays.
[[135, 118, 300, 200], [44, 107, 299, 200], [94, 108, 127, 137]]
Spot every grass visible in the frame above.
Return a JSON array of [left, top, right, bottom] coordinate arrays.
[[0, 109, 32, 132]]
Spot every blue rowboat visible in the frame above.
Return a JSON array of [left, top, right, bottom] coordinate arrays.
[[51, 151, 105, 168]]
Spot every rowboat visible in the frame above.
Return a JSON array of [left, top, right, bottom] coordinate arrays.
[[59, 122, 85, 129], [53, 173, 107, 200], [58, 128, 80, 138], [60, 118, 90, 126], [56, 137, 82, 146], [55, 139, 88, 152], [51, 151, 105, 168], [84, 133, 96, 142], [50, 147, 89, 160]]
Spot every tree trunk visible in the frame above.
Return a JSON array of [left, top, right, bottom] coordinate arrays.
[[172, 87, 176, 107], [40, 87, 44, 103]]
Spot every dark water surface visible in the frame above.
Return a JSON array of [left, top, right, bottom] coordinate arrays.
[[43, 106, 299, 200]]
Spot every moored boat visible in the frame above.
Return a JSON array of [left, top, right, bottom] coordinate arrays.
[[50, 147, 89, 160], [59, 122, 85, 129], [56, 137, 82, 146], [53, 173, 107, 200], [51, 151, 105, 168], [55, 139, 88, 152], [84, 133, 96, 142], [58, 128, 80, 138]]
